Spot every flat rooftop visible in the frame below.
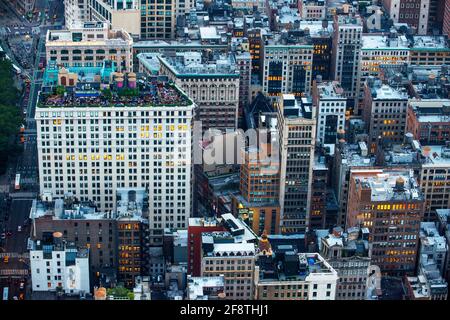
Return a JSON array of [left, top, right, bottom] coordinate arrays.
[[298, 20, 333, 37], [189, 217, 222, 228], [317, 81, 346, 99], [158, 55, 239, 78], [188, 276, 224, 300], [116, 188, 147, 221], [356, 170, 423, 202], [133, 40, 228, 49], [412, 36, 450, 51], [30, 198, 108, 221], [370, 83, 408, 100], [362, 35, 409, 50], [339, 142, 375, 167], [46, 28, 131, 45], [410, 99, 450, 123]]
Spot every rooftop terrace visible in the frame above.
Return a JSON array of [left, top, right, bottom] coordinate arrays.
[[38, 76, 192, 109]]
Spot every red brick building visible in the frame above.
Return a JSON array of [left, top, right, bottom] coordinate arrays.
[[187, 218, 225, 276], [406, 100, 450, 145], [347, 169, 425, 276]]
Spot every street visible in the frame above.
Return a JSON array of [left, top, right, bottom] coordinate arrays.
[[0, 0, 57, 301]]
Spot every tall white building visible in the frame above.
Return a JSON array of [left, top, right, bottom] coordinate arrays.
[[46, 22, 134, 72], [36, 70, 195, 234], [88, 0, 141, 37], [64, 0, 89, 28], [312, 80, 347, 154], [30, 237, 90, 295]]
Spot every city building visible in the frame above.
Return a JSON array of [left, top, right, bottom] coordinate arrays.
[[200, 215, 258, 299], [409, 36, 450, 66], [419, 222, 447, 276], [310, 155, 328, 230], [382, 0, 430, 34], [231, 0, 266, 11], [64, 0, 89, 28], [317, 226, 372, 300], [331, 14, 363, 111], [247, 28, 265, 82], [406, 99, 450, 145], [36, 68, 195, 245], [133, 276, 152, 300], [187, 217, 226, 276], [140, 0, 185, 40], [262, 37, 314, 98], [30, 193, 117, 287], [405, 272, 448, 300], [359, 33, 410, 104], [299, 0, 326, 20], [198, 214, 258, 299], [346, 169, 424, 275], [88, 0, 141, 38], [186, 275, 226, 300], [45, 22, 133, 72], [298, 20, 333, 83], [115, 188, 149, 288], [436, 209, 450, 283], [30, 234, 90, 294], [234, 51, 252, 119], [405, 223, 448, 301], [333, 141, 376, 227], [254, 238, 338, 300], [232, 122, 280, 235], [419, 144, 450, 219], [277, 94, 316, 234], [158, 52, 240, 132], [312, 80, 346, 153], [277, 94, 316, 233], [363, 79, 409, 154]]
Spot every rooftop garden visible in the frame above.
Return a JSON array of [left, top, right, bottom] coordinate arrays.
[[38, 80, 192, 108]]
